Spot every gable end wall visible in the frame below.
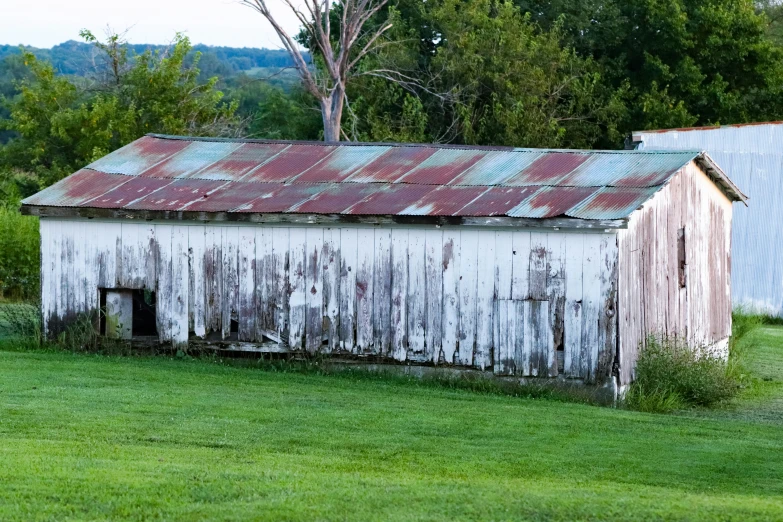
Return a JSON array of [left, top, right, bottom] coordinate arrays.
[[617, 160, 733, 385]]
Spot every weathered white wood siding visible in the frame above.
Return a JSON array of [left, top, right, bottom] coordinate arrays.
[[39, 220, 618, 380], [617, 160, 733, 385]]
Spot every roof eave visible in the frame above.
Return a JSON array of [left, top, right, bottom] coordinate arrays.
[[695, 152, 748, 205], [19, 204, 629, 230]]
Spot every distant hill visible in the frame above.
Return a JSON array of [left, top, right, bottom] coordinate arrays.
[[0, 40, 307, 79]]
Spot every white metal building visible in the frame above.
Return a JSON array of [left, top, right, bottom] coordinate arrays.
[[634, 122, 781, 315]]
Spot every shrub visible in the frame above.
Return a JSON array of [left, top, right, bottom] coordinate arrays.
[[624, 336, 739, 413], [0, 206, 40, 301]]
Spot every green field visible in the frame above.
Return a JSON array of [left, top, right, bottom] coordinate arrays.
[[1, 328, 782, 521]]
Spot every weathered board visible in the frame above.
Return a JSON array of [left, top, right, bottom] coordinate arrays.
[[40, 220, 621, 380], [617, 161, 733, 385]]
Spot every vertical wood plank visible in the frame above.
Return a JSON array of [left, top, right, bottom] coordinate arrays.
[[255, 227, 271, 337], [407, 229, 427, 361], [494, 300, 514, 375], [288, 227, 306, 350], [355, 228, 375, 353], [204, 227, 222, 336], [144, 223, 157, 291], [72, 221, 85, 314], [528, 232, 548, 300], [457, 229, 479, 366], [305, 227, 323, 354], [52, 220, 62, 328], [424, 228, 443, 363], [272, 227, 289, 345], [390, 228, 409, 361], [546, 233, 566, 377], [441, 229, 460, 364], [581, 234, 602, 382], [475, 231, 495, 370], [564, 234, 584, 378], [171, 225, 189, 348], [511, 230, 530, 300], [238, 226, 256, 341], [494, 231, 513, 361], [373, 228, 392, 356], [83, 221, 99, 317], [513, 300, 526, 376], [598, 234, 619, 383], [322, 228, 340, 353], [189, 226, 206, 339], [339, 228, 358, 352], [221, 226, 239, 339], [525, 300, 552, 378], [156, 224, 173, 342]]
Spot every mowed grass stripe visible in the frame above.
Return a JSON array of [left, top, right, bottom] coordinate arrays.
[[1, 346, 782, 520]]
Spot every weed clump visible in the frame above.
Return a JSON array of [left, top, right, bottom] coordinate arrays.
[[624, 336, 739, 413]]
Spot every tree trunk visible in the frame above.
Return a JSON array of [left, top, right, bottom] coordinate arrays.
[[320, 87, 345, 142]]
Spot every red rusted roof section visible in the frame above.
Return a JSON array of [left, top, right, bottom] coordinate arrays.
[[189, 142, 288, 181], [242, 144, 335, 183], [457, 186, 540, 216], [125, 179, 227, 210], [23, 134, 744, 221], [347, 146, 438, 183], [87, 177, 174, 208], [346, 184, 437, 215], [23, 170, 130, 207]]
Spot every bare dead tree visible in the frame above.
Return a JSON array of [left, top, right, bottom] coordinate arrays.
[[240, 0, 393, 141]]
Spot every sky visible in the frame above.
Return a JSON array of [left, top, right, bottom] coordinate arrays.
[[1, 0, 301, 49]]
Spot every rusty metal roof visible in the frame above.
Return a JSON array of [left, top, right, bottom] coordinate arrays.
[[22, 134, 746, 221]]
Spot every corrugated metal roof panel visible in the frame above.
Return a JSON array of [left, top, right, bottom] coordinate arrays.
[[125, 179, 227, 210], [456, 186, 540, 216], [448, 151, 543, 186], [235, 184, 327, 213], [23, 170, 130, 207], [25, 134, 741, 221], [398, 149, 488, 185], [566, 187, 660, 219], [87, 177, 174, 208], [559, 152, 697, 187], [139, 141, 242, 178], [288, 183, 381, 214], [87, 135, 189, 175], [185, 142, 288, 181], [346, 146, 437, 183], [293, 145, 389, 183], [242, 144, 336, 183], [507, 186, 600, 218], [399, 186, 488, 216], [504, 153, 591, 186], [178, 181, 274, 212], [346, 184, 437, 215]]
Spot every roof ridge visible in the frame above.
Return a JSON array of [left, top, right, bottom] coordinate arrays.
[[145, 133, 702, 156]]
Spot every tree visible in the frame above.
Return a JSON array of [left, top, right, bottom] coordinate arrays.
[[346, 0, 625, 148], [0, 32, 239, 186], [515, 0, 783, 132], [240, 0, 394, 141]]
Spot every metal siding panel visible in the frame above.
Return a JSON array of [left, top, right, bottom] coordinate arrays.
[[125, 179, 227, 210], [507, 186, 600, 218], [190, 142, 288, 181], [24, 170, 130, 207], [346, 146, 436, 182]]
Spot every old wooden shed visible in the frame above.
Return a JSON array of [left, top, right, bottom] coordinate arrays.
[[21, 135, 746, 387]]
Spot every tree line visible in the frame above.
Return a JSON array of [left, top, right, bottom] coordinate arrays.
[[3, 0, 783, 203]]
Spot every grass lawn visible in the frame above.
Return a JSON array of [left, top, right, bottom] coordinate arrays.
[[0, 329, 782, 520]]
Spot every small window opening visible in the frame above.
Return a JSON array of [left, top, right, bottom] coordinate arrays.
[[677, 228, 686, 288], [132, 289, 157, 337], [99, 288, 157, 339]]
